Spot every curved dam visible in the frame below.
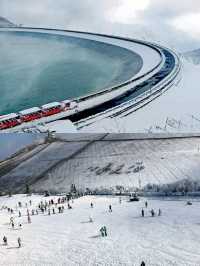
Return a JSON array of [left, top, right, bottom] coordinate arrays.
[[0, 28, 180, 132], [0, 30, 143, 115]]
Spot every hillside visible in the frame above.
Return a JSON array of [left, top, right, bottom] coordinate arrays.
[[0, 16, 15, 27], [1, 134, 200, 194]]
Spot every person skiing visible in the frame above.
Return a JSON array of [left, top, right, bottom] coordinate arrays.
[[90, 202, 93, 208], [141, 209, 144, 217], [100, 227, 105, 237], [52, 208, 55, 214], [151, 209, 155, 217], [10, 217, 14, 224], [145, 201, 148, 208], [103, 226, 107, 237], [3, 236, 7, 245], [18, 211, 21, 217], [158, 209, 162, 216], [27, 214, 31, 224], [11, 221, 15, 229], [109, 205, 112, 212], [141, 261, 145, 266], [17, 237, 21, 248]]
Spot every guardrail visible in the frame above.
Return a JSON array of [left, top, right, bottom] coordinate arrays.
[[76, 46, 181, 128]]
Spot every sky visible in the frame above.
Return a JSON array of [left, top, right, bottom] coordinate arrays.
[[0, 0, 200, 51], [0, 134, 44, 161]]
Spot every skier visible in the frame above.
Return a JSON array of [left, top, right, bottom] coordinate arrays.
[[109, 205, 112, 212], [52, 208, 55, 214], [141, 209, 144, 217], [151, 209, 155, 217], [100, 227, 105, 237], [11, 221, 15, 229], [158, 209, 162, 216], [103, 226, 107, 237], [3, 236, 7, 245], [18, 211, 21, 217], [90, 202, 93, 208], [17, 237, 21, 248], [10, 217, 14, 224], [145, 201, 148, 208], [27, 214, 31, 224], [68, 203, 72, 209], [141, 262, 145, 266]]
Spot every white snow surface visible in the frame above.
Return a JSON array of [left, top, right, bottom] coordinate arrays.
[[0, 194, 200, 266], [80, 59, 200, 133], [2, 136, 200, 193]]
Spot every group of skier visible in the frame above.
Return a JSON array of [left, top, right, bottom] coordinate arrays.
[[141, 201, 162, 217], [2, 196, 150, 265], [1, 196, 75, 250]]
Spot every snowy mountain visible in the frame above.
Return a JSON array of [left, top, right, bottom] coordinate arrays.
[[183, 49, 200, 65], [0, 16, 15, 27]]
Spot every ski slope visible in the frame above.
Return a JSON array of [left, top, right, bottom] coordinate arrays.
[[0, 194, 200, 266], [1, 135, 200, 193]]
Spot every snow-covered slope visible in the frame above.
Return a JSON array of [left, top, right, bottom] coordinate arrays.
[[81, 58, 200, 133], [0, 194, 200, 266], [0, 17, 14, 27], [183, 49, 200, 65], [1, 135, 200, 193]]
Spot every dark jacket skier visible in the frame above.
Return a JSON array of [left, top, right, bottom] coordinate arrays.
[[3, 236, 7, 245]]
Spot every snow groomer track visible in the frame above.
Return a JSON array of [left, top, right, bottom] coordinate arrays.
[[0, 27, 181, 132]]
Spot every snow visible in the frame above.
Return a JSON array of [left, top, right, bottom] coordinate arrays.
[[41, 102, 61, 109], [80, 59, 200, 133], [0, 194, 200, 266], [36, 120, 77, 133], [2, 135, 200, 193], [0, 113, 19, 121], [19, 107, 41, 115]]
